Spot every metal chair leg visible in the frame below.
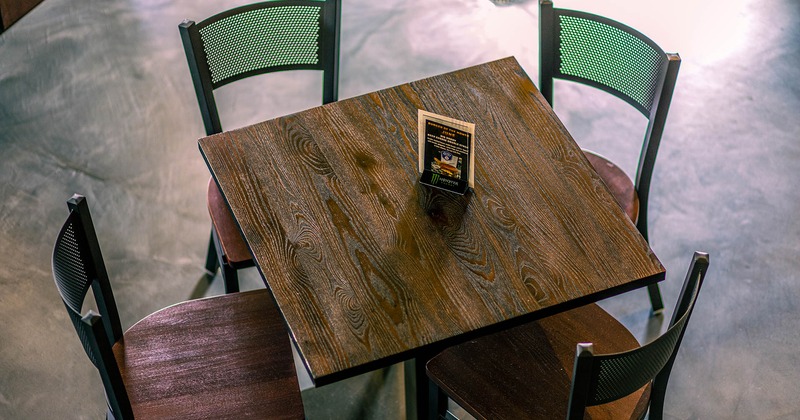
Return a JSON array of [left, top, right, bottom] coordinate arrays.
[[210, 226, 240, 294], [204, 229, 219, 275], [648, 283, 664, 315], [434, 383, 450, 420], [222, 263, 240, 294]]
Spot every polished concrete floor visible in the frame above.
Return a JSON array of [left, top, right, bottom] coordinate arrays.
[[1, 0, 799, 418]]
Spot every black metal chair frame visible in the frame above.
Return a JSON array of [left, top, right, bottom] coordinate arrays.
[[53, 194, 305, 419], [427, 252, 709, 420], [539, 0, 681, 313], [52, 195, 133, 418], [179, 0, 341, 292], [567, 252, 709, 419]]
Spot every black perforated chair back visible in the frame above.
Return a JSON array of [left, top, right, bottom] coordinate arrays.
[[539, 0, 680, 244], [567, 252, 709, 420], [52, 194, 132, 419], [180, 0, 341, 135]]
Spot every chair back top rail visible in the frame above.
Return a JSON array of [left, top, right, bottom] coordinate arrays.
[[179, 0, 341, 135]]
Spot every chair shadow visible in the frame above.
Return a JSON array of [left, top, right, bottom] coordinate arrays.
[[188, 272, 217, 300], [641, 311, 665, 344]]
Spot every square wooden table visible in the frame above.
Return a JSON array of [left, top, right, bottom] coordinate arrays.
[[199, 56, 665, 415]]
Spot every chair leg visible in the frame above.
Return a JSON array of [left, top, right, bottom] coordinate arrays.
[[210, 226, 240, 294], [427, 379, 449, 420], [204, 229, 219, 275], [428, 380, 450, 420], [222, 262, 240, 294], [648, 283, 664, 315], [636, 222, 663, 315], [648, 370, 669, 420]]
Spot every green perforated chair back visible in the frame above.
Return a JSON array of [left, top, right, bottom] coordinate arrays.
[[546, 11, 664, 115], [567, 252, 709, 420], [539, 0, 680, 211], [539, 0, 680, 314], [539, 0, 680, 234], [180, 0, 341, 135], [539, 0, 678, 116], [554, 13, 661, 114]]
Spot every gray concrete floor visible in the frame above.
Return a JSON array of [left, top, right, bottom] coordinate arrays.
[[1, 0, 799, 418]]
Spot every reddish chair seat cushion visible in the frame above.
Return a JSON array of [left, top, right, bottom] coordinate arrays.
[[207, 177, 254, 267], [583, 150, 639, 224]]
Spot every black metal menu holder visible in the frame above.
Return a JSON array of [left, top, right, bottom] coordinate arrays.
[[419, 170, 470, 194], [418, 110, 475, 195]]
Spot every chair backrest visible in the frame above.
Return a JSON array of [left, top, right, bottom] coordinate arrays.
[[538, 0, 680, 241], [179, 0, 341, 136], [566, 252, 710, 420], [52, 194, 133, 419]]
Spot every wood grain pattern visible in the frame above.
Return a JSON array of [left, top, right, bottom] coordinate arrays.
[[113, 289, 304, 419], [426, 303, 650, 420], [0, 0, 44, 30], [199, 57, 665, 385]]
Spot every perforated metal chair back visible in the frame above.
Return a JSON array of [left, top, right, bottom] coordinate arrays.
[[567, 252, 709, 420], [539, 0, 680, 243], [180, 0, 341, 296], [52, 194, 133, 419], [180, 0, 341, 135]]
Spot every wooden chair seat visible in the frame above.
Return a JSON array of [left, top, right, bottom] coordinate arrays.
[[53, 195, 305, 419], [113, 289, 303, 419], [584, 150, 639, 223], [427, 303, 650, 420], [207, 177, 254, 268]]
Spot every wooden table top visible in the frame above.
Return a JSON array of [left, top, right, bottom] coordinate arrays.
[[199, 56, 665, 386]]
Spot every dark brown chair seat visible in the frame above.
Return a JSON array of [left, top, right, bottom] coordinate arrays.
[[114, 289, 304, 419], [52, 194, 305, 419], [207, 177, 254, 270], [427, 252, 709, 420], [584, 150, 639, 222], [427, 303, 649, 420]]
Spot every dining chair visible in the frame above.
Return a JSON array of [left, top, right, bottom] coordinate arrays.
[[52, 194, 305, 419], [539, 0, 681, 314], [426, 252, 709, 420], [180, 0, 341, 293]]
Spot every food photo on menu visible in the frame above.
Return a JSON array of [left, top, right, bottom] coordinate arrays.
[[433, 151, 461, 178]]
